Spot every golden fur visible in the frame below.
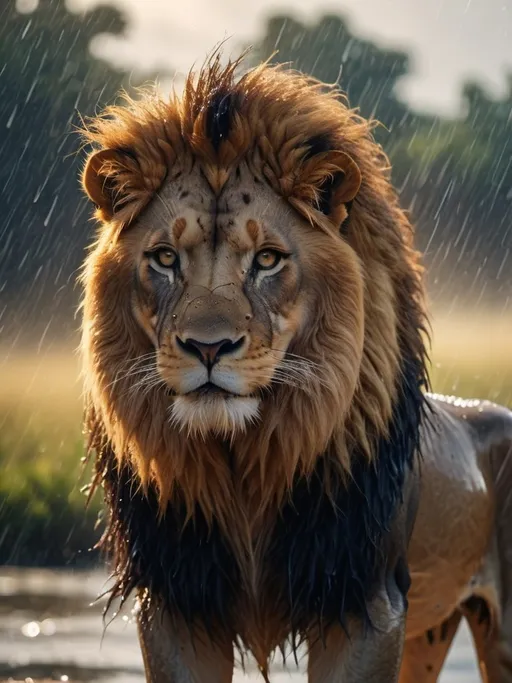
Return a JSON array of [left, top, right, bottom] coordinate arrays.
[[80, 53, 426, 603], [78, 55, 512, 682]]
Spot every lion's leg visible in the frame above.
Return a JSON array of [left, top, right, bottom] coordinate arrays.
[[465, 608, 502, 682], [307, 619, 405, 683], [398, 611, 462, 682], [468, 430, 512, 681], [307, 579, 407, 683], [463, 431, 512, 683], [463, 597, 512, 682], [137, 599, 234, 683]]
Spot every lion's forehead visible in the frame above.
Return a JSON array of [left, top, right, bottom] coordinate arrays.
[[149, 163, 295, 254]]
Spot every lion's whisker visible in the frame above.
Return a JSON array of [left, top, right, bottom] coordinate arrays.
[[129, 371, 165, 395], [105, 363, 159, 391], [259, 372, 305, 390], [271, 363, 335, 392], [120, 368, 166, 402], [112, 353, 157, 373], [268, 349, 323, 369], [117, 351, 156, 365], [104, 353, 158, 389]]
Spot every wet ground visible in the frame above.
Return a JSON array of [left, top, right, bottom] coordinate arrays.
[[0, 568, 480, 682]]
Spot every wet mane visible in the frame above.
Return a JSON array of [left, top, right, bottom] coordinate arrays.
[[80, 53, 429, 661]]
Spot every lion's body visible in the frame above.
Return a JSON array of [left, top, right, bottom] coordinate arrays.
[[401, 395, 512, 681], [78, 54, 512, 681]]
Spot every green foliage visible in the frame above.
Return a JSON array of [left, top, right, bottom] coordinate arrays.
[[0, 0, 128, 339], [0, 420, 101, 566]]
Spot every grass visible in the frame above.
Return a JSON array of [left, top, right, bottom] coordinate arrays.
[[429, 311, 512, 405], [0, 352, 101, 566], [1, 309, 511, 567]]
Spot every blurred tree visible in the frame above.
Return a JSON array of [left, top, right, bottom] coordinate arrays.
[[249, 14, 412, 133], [0, 0, 128, 341], [462, 78, 512, 218], [390, 81, 511, 299], [0, 4, 509, 342], [249, 13, 511, 304]]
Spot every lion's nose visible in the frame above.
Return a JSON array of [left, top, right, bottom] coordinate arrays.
[[176, 336, 246, 369]]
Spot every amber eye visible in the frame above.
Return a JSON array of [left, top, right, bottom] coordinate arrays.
[[254, 249, 283, 271], [151, 248, 177, 269]]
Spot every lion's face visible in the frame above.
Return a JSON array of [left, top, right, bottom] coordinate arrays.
[[81, 59, 425, 515], [115, 161, 363, 436]]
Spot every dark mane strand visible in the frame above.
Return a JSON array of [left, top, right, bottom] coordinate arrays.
[[206, 89, 233, 151], [95, 448, 239, 642], [267, 347, 427, 646], [304, 133, 333, 160]]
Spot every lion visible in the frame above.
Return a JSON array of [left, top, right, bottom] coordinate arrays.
[[79, 53, 512, 682]]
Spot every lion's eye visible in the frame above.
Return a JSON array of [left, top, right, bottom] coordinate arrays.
[[254, 249, 283, 271], [151, 248, 177, 269]]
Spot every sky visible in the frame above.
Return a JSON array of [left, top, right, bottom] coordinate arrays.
[[68, 0, 511, 116]]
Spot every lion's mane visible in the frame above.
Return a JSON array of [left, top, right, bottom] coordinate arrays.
[[80, 54, 429, 663]]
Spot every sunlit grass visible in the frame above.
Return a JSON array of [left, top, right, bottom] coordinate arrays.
[[429, 311, 512, 407], [1, 309, 511, 565], [0, 350, 98, 566]]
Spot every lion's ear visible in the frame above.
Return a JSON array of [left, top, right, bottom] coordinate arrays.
[[82, 148, 139, 222], [289, 149, 362, 230], [315, 151, 361, 227]]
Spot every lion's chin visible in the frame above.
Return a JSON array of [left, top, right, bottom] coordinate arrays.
[[171, 394, 261, 437]]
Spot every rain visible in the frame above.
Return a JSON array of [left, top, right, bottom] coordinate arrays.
[[0, 0, 511, 681]]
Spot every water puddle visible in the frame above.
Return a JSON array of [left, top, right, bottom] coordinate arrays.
[[0, 568, 479, 682]]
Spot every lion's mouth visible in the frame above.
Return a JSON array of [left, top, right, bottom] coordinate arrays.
[[189, 382, 259, 401], [166, 382, 234, 399], [195, 381, 231, 397]]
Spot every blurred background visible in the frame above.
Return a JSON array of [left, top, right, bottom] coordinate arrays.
[[0, 0, 510, 680]]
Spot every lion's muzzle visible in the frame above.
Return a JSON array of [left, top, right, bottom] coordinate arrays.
[[176, 336, 246, 371], [159, 286, 265, 433], [172, 286, 251, 388]]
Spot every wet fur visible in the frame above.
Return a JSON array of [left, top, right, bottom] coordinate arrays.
[[80, 54, 428, 665]]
